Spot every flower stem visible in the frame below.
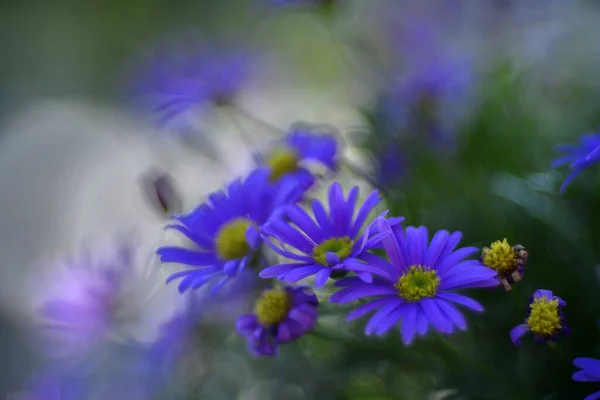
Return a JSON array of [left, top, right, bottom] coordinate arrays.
[[229, 104, 285, 135], [340, 157, 377, 188]]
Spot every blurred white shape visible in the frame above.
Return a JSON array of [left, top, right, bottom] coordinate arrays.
[[0, 99, 244, 337]]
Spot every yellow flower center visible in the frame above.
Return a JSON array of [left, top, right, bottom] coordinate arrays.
[[266, 147, 300, 182], [482, 238, 519, 277], [527, 297, 562, 336], [313, 236, 354, 266], [395, 265, 441, 302], [214, 217, 254, 261], [255, 288, 292, 325]]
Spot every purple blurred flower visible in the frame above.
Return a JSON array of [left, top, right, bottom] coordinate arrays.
[[369, 14, 474, 188], [39, 241, 137, 356], [132, 41, 254, 128], [330, 218, 498, 345], [552, 132, 600, 193], [236, 285, 318, 357], [150, 268, 260, 364], [157, 168, 303, 294], [510, 289, 569, 346], [256, 125, 339, 192], [573, 356, 600, 400], [260, 183, 389, 288]]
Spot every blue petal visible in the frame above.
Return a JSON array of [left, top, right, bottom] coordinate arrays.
[[437, 292, 483, 312], [365, 298, 404, 335], [350, 190, 381, 237], [345, 297, 392, 321], [314, 268, 332, 288], [285, 204, 324, 243], [424, 230, 450, 269], [400, 303, 419, 344], [510, 324, 529, 346], [156, 247, 219, 266]]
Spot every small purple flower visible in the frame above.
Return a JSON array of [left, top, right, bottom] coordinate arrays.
[[157, 168, 303, 293], [573, 356, 600, 400], [329, 218, 498, 345], [259, 183, 389, 288], [510, 289, 569, 346], [552, 132, 600, 193], [236, 285, 318, 357], [39, 241, 136, 356], [132, 41, 254, 128], [257, 125, 339, 191]]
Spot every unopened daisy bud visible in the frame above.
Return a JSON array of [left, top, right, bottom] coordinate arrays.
[[510, 289, 569, 346], [140, 169, 183, 217], [481, 239, 527, 291]]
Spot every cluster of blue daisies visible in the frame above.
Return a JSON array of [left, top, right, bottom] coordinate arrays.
[[148, 111, 600, 397]]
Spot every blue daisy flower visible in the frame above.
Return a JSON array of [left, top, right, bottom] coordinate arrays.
[[132, 42, 253, 128], [157, 168, 302, 293], [259, 182, 390, 288], [573, 355, 600, 400], [329, 218, 498, 345], [236, 285, 318, 357], [257, 125, 339, 192], [510, 289, 569, 346], [552, 132, 600, 193]]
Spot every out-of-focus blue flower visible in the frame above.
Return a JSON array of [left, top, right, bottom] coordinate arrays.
[[132, 42, 253, 128], [39, 241, 137, 357], [257, 125, 339, 192], [236, 285, 318, 357], [573, 355, 600, 400], [157, 168, 302, 294], [368, 16, 474, 189], [552, 132, 600, 193], [510, 289, 569, 346], [377, 58, 473, 146], [260, 183, 389, 288], [330, 218, 498, 345], [149, 268, 260, 364]]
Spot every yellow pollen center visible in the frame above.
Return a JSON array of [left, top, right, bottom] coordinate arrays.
[[313, 236, 353, 265], [266, 147, 300, 182], [527, 297, 562, 336], [214, 217, 254, 261], [482, 238, 519, 277], [395, 265, 440, 302], [255, 289, 292, 325]]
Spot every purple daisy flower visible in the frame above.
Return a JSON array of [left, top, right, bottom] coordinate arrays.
[[573, 356, 600, 400], [257, 125, 339, 192], [510, 289, 569, 346], [132, 41, 253, 128], [329, 218, 498, 345], [552, 132, 600, 193], [39, 240, 137, 356], [157, 168, 302, 293], [259, 182, 390, 288], [236, 285, 318, 357]]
